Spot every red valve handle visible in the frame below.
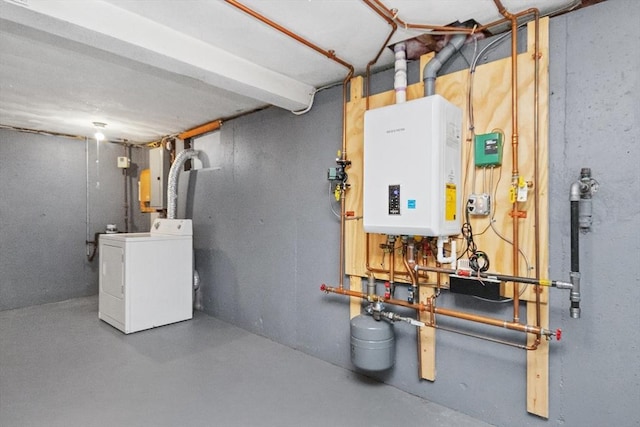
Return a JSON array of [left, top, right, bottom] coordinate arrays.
[[320, 284, 327, 292], [555, 328, 562, 341]]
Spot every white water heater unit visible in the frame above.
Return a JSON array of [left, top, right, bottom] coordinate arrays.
[[363, 94, 462, 236]]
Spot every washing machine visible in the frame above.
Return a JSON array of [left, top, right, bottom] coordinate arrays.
[[98, 218, 193, 334]]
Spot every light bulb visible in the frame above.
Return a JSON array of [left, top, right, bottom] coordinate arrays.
[[92, 122, 107, 142]]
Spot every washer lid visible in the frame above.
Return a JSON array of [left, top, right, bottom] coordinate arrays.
[[151, 219, 193, 236]]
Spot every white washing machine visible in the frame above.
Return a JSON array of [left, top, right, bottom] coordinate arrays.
[[98, 218, 193, 334]]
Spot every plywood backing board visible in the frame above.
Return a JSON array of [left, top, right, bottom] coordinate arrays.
[[343, 18, 550, 416]]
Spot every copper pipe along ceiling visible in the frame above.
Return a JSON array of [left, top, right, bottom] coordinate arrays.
[[369, 0, 474, 33], [362, 0, 397, 110], [225, 0, 352, 70], [224, 0, 354, 288], [178, 120, 222, 140], [368, 0, 520, 35]]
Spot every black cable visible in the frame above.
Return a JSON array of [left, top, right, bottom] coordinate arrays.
[[460, 201, 490, 272]]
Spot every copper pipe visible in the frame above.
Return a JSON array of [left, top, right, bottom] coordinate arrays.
[[322, 284, 427, 311], [389, 237, 396, 290], [493, 0, 521, 322], [366, 235, 407, 277], [224, 1, 355, 289], [338, 196, 346, 288], [321, 285, 555, 339], [531, 9, 542, 346], [362, 0, 397, 110], [402, 241, 418, 288], [367, 0, 521, 35], [369, 0, 473, 33], [225, 0, 351, 70], [178, 119, 222, 140], [366, 233, 388, 274], [434, 325, 536, 350]]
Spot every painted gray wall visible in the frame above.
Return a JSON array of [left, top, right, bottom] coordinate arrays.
[[0, 130, 148, 310], [189, 1, 639, 426], [0, 0, 637, 424]]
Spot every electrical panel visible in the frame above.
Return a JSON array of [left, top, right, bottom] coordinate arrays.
[[149, 147, 170, 209], [363, 95, 462, 236], [474, 132, 503, 167]]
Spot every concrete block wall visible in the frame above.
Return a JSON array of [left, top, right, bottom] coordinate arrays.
[[0, 0, 637, 425], [189, 1, 639, 425], [0, 130, 148, 310]]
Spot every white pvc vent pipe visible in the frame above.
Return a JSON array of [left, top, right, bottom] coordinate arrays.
[[394, 42, 407, 104]]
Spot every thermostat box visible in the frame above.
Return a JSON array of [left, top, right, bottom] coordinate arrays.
[[474, 132, 503, 167]]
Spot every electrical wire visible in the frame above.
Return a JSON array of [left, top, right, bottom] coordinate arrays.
[[291, 82, 342, 115], [328, 182, 341, 219]]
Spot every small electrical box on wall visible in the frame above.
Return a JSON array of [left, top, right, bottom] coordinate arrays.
[[474, 132, 503, 167], [363, 95, 462, 236], [117, 156, 130, 168]]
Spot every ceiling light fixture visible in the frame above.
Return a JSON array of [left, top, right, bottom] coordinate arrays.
[[93, 122, 107, 141]]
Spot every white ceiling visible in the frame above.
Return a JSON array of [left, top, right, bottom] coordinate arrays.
[[0, 0, 580, 144]]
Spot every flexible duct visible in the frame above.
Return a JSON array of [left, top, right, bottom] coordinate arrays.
[[167, 148, 200, 220], [423, 33, 467, 97], [167, 148, 202, 310]]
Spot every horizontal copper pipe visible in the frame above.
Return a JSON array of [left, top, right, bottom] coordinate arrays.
[[320, 284, 555, 339], [368, 0, 513, 34], [321, 284, 427, 311], [225, 0, 353, 71], [178, 120, 222, 140]]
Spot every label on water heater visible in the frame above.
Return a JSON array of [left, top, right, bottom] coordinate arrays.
[[445, 183, 457, 221]]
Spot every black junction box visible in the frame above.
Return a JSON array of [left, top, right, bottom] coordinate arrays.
[[449, 274, 507, 301]]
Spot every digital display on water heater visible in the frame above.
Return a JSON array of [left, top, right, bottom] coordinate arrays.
[[388, 185, 400, 215]]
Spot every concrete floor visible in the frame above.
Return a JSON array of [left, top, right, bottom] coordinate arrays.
[[0, 297, 493, 427]]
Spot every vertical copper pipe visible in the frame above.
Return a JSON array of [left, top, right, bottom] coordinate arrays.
[[494, 0, 521, 322], [531, 10, 542, 344], [339, 195, 346, 288], [224, 0, 354, 288], [338, 66, 353, 289], [362, 0, 397, 110], [389, 238, 396, 291]]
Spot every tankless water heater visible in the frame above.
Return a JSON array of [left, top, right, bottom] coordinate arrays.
[[363, 95, 462, 236]]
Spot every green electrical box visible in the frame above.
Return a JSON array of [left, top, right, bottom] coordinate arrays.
[[474, 132, 503, 167]]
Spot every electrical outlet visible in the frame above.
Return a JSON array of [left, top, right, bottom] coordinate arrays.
[[467, 193, 491, 216]]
